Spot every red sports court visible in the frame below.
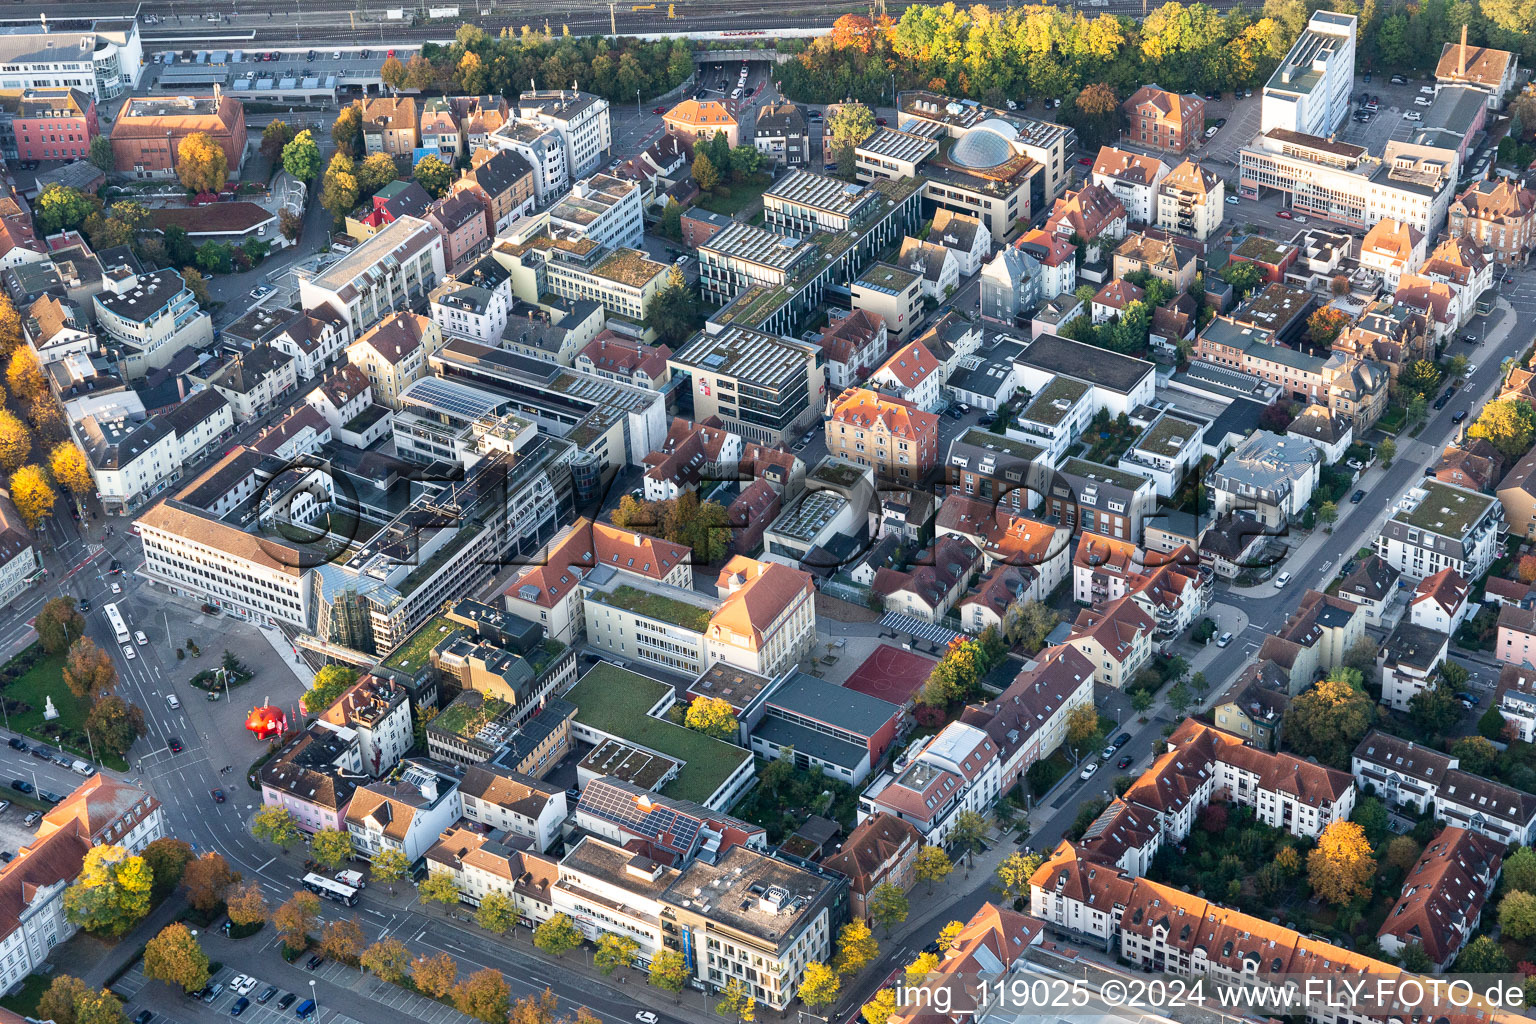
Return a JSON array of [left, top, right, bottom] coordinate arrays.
[[842, 643, 935, 705]]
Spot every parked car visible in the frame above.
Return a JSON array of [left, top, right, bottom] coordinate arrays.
[[1117, 754, 1134, 769], [1225, 195, 1241, 205], [134, 1013, 153, 1024], [1434, 393, 1449, 409], [1351, 489, 1366, 503], [201, 984, 224, 1005], [1216, 631, 1233, 647], [277, 994, 297, 1010], [1275, 210, 1293, 219], [1274, 571, 1292, 588], [636, 1015, 659, 1024], [1404, 111, 1422, 121], [257, 987, 279, 1005], [1100, 745, 1117, 761], [23, 810, 41, 827], [1414, 95, 1432, 106], [305, 955, 324, 971], [1391, 73, 1409, 84], [10, 780, 32, 794], [6, 738, 24, 751], [1453, 409, 1468, 423], [1079, 761, 1099, 781]]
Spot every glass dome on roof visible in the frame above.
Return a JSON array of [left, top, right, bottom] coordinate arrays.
[[950, 118, 1019, 169]]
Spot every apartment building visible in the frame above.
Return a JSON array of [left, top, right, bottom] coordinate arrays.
[[356, 96, 418, 157], [11, 88, 98, 163], [753, 102, 809, 167], [458, 147, 537, 234], [1207, 430, 1321, 528], [549, 173, 643, 251], [858, 721, 1002, 845], [1447, 176, 1536, 265], [1122, 85, 1204, 154], [1155, 159, 1224, 241], [74, 389, 233, 515], [821, 813, 923, 922], [1091, 146, 1168, 224], [1041, 458, 1158, 546], [958, 643, 1095, 790], [93, 267, 213, 378], [299, 216, 445, 335], [663, 99, 739, 147], [1374, 479, 1505, 580], [1436, 34, 1519, 108], [517, 90, 612, 177], [346, 759, 464, 865], [0, 19, 143, 100], [459, 764, 567, 853], [345, 311, 443, 411], [313, 674, 412, 778], [1377, 827, 1502, 971], [825, 386, 937, 482]]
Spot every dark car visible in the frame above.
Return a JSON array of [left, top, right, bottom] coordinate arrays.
[[133, 1013, 153, 1024], [875, 116, 887, 125], [168, 737, 184, 753], [1351, 489, 1366, 503], [257, 987, 279, 1005], [211, 789, 225, 803], [78, 598, 90, 612], [29, 746, 49, 760], [1213, 117, 1227, 128], [231, 998, 250, 1017], [39, 791, 62, 804], [306, 955, 324, 971], [1433, 394, 1449, 409], [278, 995, 297, 1010], [1113, 732, 1131, 748], [7, 738, 24, 751], [922, 941, 941, 955], [10, 779, 32, 794], [1453, 409, 1468, 423], [1117, 754, 1134, 769]]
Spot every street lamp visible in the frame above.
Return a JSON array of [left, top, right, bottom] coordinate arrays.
[[309, 980, 316, 1019]]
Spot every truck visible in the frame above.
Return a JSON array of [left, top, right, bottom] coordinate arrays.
[[334, 870, 365, 889]]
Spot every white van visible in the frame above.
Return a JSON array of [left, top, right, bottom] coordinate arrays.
[[335, 870, 366, 889], [70, 760, 94, 777]]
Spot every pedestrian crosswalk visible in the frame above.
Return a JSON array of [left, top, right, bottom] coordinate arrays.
[[880, 612, 965, 647]]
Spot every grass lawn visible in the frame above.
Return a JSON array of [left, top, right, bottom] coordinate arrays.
[[564, 663, 750, 804], [0, 972, 47, 1017], [695, 173, 771, 217], [0, 645, 131, 771]]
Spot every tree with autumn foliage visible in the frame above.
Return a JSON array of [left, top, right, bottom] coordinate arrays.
[[1071, 82, 1120, 146], [273, 891, 321, 953], [182, 851, 236, 914], [62, 637, 116, 700], [452, 968, 511, 1023], [176, 132, 228, 195], [1307, 820, 1375, 906], [684, 696, 738, 739], [10, 464, 55, 528], [143, 923, 210, 993], [831, 13, 877, 51], [1307, 306, 1350, 349], [0, 409, 32, 473], [49, 441, 93, 500], [6, 347, 45, 402], [1470, 399, 1536, 460], [411, 951, 459, 998], [1282, 668, 1375, 769], [319, 917, 365, 963], [224, 882, 268, 928], [64, 845, 153, 936], [362, 938, 412, 982]]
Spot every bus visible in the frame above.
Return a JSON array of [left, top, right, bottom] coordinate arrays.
[[103, 603, 129, 646], [302, 872, 359, 906]]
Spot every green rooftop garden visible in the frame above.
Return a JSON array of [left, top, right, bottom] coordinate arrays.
[[434, 693, 512, 738], [1392, 480, 1495, 537], [596, 584, 713, 632], [383, 613, 461, 673], [564, 663, 750, 804]]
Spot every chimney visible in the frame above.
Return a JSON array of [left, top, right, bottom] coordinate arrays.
[[1459, 23, 1468, 76]]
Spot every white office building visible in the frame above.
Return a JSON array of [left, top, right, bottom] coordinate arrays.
[[1261, 11, 1358, 137]]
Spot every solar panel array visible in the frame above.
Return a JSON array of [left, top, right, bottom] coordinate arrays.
[[579, 779, 702, 853]]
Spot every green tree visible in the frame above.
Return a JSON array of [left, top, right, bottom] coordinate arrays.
[[143, 923, 210, 993], [648, 949, 691, 1000], [370, 847, 411, 892], [418, 871, 461, 910], [643, 270, 700, 347], [320, 154, 360, 222], [357, 152, 399, 197], [302, 665, 358, 713], [1454, 935, 1511, 974], [1469, 399, 1536, 460], [826, 102, 875, 176], [36, 596, 84, 654], [594, 932, 641, 974], [533, 912, 583, 956], [1219, 260, 1261, 299], [474, 891, 517, 934], [252, 806, 302, 850], [413, 154, 453, 198], [1004, 599, 1059, 651], [1282, 669, 1376, 768], [281, 130, 322, 182], [88, 135, 114, 173], [1451, 735, 1499, 774], [1318, 500, 1338, 530], [948, 810, 989, 859], [727, 144, 762, 181], [310, 828, 353, 870], [64, 845, 152, 936], [260, 120, 295, 162], [1065, 703, 1101, 756], [1167, 680, 1194, 717], [1400, 942, 1434, 973], [1505, 846, 1536, 894], [867, 881, 909, 935], [331, 104, 364, 158], [1378, 437, 1397, 467], [691, 150, 720, 191], [1480, 705, 1513, 740], [35, 184, 94, 234], [1501, 890, 1536, 940], [1408, 683, 1461, 737], [798, 962, 841, 1011], [1350, 796, 1390, 849], [141, 837, 194, 900], [683, 695, 739, 739]]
